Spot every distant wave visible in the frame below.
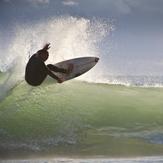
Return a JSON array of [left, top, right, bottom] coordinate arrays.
[[77, 75, 163, 87]]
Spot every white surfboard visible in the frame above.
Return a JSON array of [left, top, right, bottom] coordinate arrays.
[[53, 57, 99, 82]]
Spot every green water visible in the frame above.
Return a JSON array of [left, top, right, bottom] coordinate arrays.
[[1, 79, 163, 158]]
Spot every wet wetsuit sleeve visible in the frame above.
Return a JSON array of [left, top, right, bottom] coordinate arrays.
[[46, 67, 60, 81]]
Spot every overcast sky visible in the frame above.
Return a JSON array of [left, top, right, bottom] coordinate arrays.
[[1, 0, 163, 75], [1, 0, 163, 25]]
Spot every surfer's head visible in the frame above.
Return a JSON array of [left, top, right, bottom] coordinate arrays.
[[37, 49, 49, 62]]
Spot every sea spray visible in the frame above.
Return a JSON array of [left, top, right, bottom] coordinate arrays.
[[0, 57, 23, 101], [0, 16, 113, 100]]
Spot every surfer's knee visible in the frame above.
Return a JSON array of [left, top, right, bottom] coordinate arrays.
[[47, 64, 57, 71]]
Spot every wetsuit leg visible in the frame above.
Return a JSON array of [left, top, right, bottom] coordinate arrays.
[[47, 64, 67, 73]]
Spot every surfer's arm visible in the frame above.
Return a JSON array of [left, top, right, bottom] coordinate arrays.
[[46, 68, 63, 83]]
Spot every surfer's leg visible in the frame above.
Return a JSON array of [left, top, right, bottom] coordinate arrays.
[[47, 64, 67, 73]]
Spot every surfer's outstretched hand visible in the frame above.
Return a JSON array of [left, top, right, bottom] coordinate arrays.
[[43, 43, 51, 51]]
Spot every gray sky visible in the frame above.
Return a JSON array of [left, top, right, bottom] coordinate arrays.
[[1, 0, 163, 75]]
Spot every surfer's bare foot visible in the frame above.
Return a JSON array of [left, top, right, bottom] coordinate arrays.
[[66, 64, 73, 74], [57, 78, 64, 83]]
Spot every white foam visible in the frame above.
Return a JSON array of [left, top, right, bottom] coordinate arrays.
[[0, 16, 112, 99], [1, 16, 163, 88], [1, 157, 163, 163]]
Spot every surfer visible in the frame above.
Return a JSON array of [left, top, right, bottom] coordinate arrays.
[[25, 43, 71, 86]]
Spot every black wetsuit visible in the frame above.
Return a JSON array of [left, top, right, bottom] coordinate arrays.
[[25, 54, 67, 86], [25, 54, 48, 86]]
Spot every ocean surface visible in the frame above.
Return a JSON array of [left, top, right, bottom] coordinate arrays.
[[1, 73, 163, 162]]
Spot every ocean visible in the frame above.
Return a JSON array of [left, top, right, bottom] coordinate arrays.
[[1, 16, 163, 162], [1, 74, 163, 162]]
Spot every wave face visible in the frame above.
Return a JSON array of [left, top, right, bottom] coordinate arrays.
[[1, 79, 163, 158]]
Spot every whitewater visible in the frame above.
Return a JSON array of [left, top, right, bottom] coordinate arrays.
[[1, 16, 163, 163]]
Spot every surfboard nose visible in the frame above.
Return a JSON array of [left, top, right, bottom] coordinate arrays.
[[95, 57, 99, 62]]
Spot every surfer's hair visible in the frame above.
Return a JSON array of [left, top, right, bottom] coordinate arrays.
[[37, 49, 49, 55]]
